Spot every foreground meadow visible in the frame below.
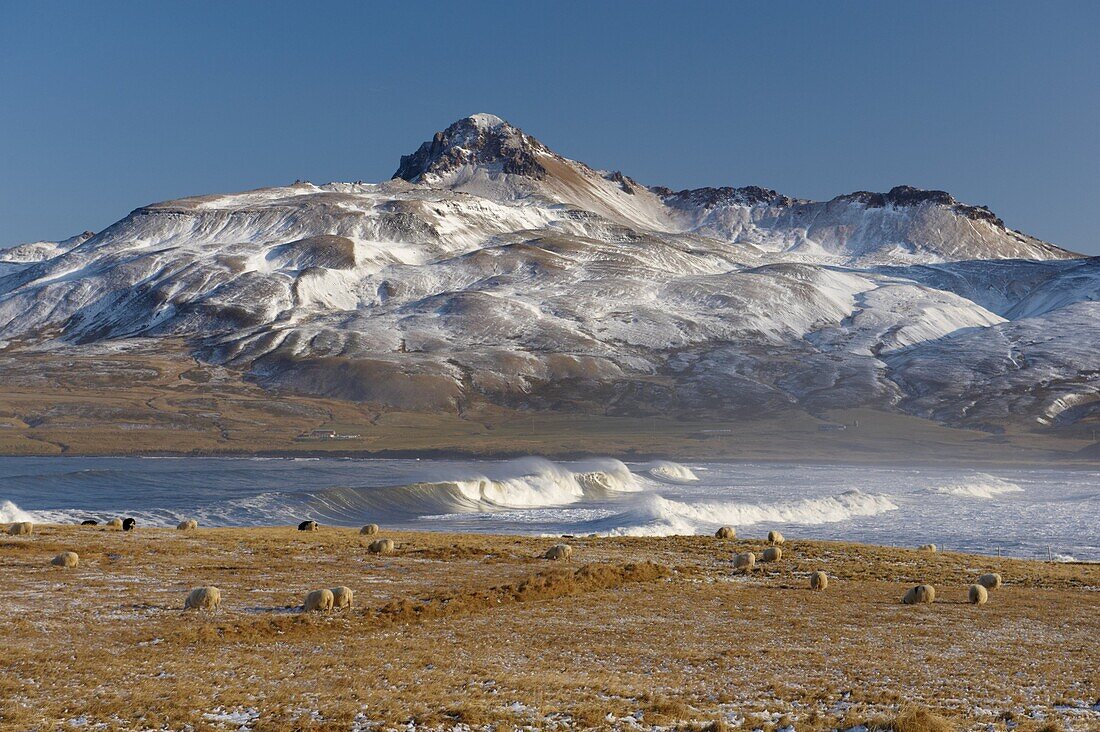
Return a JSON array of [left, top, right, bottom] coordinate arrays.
[[1, 524, 1097, 731]]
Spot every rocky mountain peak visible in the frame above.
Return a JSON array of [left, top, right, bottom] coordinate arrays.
[[392, 114, 552, 183], [836, 185, 1005, 227]]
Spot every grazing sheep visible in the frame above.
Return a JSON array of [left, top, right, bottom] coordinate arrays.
[[176, 519, 198, 530], [106, 518, 123, 529], [360, 523, 379, 536], [902, 584, 936, 605], [762, 546, 783, 562], [298, 520, 318, 532], [978, 572, 1003, 590], [7, 521, 32, 536], [304, 588, 334, 612], [81, 519, 98, 526], [969, 584, 989, 605], [918, 543, 937, 553], [714, 526, 736, 539], [368, 538, 395, 555], [733, 552, 756, 572], [809, 570, 828, 590], [51, 551, 79, 568], [184, 586, 221, 610], [767, 530, 785, 545], [543, 543, 573, 561], [122, 518, 136, 532], [330, 586, 354, 609]]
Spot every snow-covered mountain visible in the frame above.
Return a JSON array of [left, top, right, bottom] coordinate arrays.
[[0, 114, 1096, 431]]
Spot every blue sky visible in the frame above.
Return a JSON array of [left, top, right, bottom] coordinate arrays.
[[2, 1, 1098, 253]]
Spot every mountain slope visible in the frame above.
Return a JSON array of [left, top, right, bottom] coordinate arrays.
[[0, 114, 1095, 441]]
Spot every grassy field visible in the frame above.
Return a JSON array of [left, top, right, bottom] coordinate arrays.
[[2, 524, 1097, 731], [0, 343, 1095, 466]]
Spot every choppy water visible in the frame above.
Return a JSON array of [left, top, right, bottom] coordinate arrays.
[[0, 456, 1096, 561]]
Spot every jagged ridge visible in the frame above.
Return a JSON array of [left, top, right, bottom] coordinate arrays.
[[0, 114, 1094, 433]]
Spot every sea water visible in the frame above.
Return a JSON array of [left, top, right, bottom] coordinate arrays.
[[0, 456, 1095, 561]]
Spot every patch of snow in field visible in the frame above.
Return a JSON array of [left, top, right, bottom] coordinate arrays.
[[201, 706, 259, 729]]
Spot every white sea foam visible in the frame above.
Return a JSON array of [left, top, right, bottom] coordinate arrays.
[[645, 460, 700, 483], [0, 500, 35, 523], [931, 474, 1023, 499], [2, 457, 1095, 561], [602, 489, 899, 537], [412, 457, 642, 510]]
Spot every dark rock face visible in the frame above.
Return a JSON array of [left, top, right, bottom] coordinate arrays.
[[837, 186, 1005, 227], [838, 185, 956, 208], [655, 185, 794, 208], [606, 171, 636, 194], [393, 116, 550, 182]]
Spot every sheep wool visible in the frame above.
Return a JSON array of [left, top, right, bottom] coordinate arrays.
[[360, 524, 379, 536], [51, 551, 79, 568], [543, 543, 573, 560], [902, 584, 936, 605], [978, 573, 1003, 590], [184, 586, 221, 610], [368, 538, 395, 554], [809, 570, 828, 590], [767, 530, 785, 545], [969, 584, 989, 605], [176, 519, 198, 530], [7, 521, 32, 536], [714, 526, 735, 539], [762, 546, 783, 562], [734, 552, 755, 571], [331, 586, 354, 609], [304, 588, 334, 612]]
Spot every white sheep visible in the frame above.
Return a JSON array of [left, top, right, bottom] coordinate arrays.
[[359, 524, 379, 536], [176, 519, 198, 530], [809, 570, 828, 590], [733, 552, 755, 572], [304, 588, 334, 612], [51, 551, 79, 568], [368, 538, 395, 555], [7, 521, 32, 536], [969, 584, 988, 605], [330, 586, 354, 609], [978, 573, 1002, 590], [767, 530, 785, 545], [184, 586, 221, 610], [714, 526, 735, 539], [543, 543, 573, 560], [762, 546, 783, 562], [902, 584, 936, 604]]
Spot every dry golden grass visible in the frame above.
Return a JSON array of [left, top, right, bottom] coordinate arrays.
[[1, 525, 1098, 730]]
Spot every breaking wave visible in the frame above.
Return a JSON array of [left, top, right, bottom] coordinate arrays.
[[645, 461, 700, 483], [279, 457, 644, 524], [0, 500, 35, 524], [599, 489, 899, 537], [11, 457, 647, 528], [930, 474, 1023, 499]]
